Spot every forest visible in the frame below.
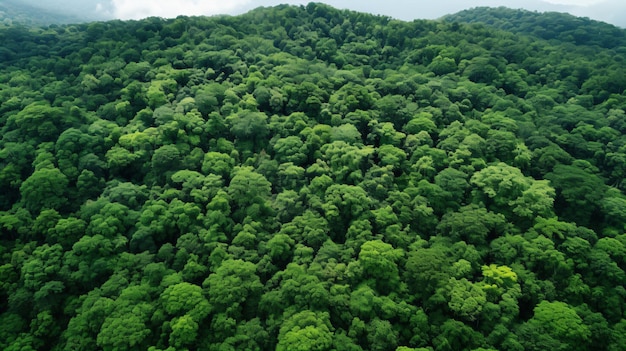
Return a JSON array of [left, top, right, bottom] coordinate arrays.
[[0, 0, 86, 27], [1, 2, 626, 350]]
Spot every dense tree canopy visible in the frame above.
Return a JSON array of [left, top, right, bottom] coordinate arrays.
[[1, 3, 626, 350]]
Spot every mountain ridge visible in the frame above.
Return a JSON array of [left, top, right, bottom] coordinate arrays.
[[0, 3, 625, 351], [443, 6, 626, 49]]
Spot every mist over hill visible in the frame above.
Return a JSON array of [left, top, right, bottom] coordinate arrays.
[[14, 0, 109, 22], [0, 0, 90, 26]]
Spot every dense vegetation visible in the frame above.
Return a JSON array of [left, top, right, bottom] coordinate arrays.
[[1, 3, 626, 350], [444, 6, 626, 49], [0, 0, 87, 27]]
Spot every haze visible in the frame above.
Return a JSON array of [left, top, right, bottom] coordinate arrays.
[[16, 0, 626, 27]]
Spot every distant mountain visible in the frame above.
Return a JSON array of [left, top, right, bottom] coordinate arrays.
[[0, 0, 97, 26], [443, 6, 626, 49], [18, 0, 112, 21], [563, 0, 626, 29]]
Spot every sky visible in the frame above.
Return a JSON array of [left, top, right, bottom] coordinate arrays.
[[16, 0, 626, 27]]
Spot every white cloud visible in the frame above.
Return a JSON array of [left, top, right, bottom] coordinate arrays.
[[110, 0, 252, 20], [542, 0, 606, 6]]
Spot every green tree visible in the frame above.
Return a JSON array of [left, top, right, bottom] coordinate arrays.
[[358, 240, 404, 294], [276, 310, 334, 351], [321, 141, 374, 184], [471, 162, 555, 224], [405, 245, 453, 300], [446, 277, 487, 322], [204, 259, 262, 319], [367, 318, 399, 351], [95, 285, 155, 351], [151, 144, 181, 181], [169, 314, 199, 348], [546, 164, 607, 226], [19, 168, 68, 214], [428, 55, 458, 75], [160, 282, 210, 319], [226, 110, 269, 152], [279, 210, 330, 250], [322, 184, 373, 238], [7, 102, 66, 142], [437, 205, 507, 246], [273, 136, 308, 165], [518, 301, 591, 351], [228, 166, 272, 221]]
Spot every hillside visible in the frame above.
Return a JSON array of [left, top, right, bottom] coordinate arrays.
[[443, 6, 626, 49], [1, 3, 626, 350]]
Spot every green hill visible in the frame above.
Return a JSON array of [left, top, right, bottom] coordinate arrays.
[[443, 6, 626, 49], [1, 3, 625, 350]]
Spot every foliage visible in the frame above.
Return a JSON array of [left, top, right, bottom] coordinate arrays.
[[1, 3, 625, 350]]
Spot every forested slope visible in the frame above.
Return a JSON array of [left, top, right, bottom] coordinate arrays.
[[444, 6, 626, 49], [1, 3, 626, 350]]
